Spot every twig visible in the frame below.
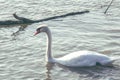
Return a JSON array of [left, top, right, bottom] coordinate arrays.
[[104, 0, 114, 14]]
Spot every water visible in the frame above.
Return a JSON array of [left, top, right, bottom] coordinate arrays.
[[0, 0, 120, 80]]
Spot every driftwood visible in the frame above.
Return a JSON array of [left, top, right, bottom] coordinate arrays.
[[0, 10, 89, 36], [0, 10, 89, 25]]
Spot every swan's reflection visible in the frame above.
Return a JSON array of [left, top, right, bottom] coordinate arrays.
[[44, 61, 119, 80], [45, 62, 54, 80]]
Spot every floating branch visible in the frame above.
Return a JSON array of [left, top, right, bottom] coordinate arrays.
[[0, 10, 89, 25], [104, 0, 114, 14]]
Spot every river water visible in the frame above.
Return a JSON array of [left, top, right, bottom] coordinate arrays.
[[0, 0, 120, 80]]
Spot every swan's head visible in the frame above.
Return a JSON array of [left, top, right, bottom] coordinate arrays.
[[34, 25, 48, 36]]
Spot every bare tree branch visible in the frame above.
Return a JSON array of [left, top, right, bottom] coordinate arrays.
[[0, 10, 89, 25]]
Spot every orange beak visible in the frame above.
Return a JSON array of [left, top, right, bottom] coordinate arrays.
[[34, 31, 39, 36]]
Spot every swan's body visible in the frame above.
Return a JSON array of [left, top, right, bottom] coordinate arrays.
[[34, 25, 115, 67], [54, 50, 114, 67]]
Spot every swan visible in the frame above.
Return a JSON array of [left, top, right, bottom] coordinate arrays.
[[34, 25, 116, 67]]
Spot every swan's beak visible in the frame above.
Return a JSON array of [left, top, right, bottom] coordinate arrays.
[[34, 31, 39, 36]]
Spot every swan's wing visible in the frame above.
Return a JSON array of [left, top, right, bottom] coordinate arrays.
[[55, 50, 116, 67], [56, 51, 99, 67]]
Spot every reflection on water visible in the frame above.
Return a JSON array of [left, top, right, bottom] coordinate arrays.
[[45, 62, 54, 80], [45, 62, 120, 80], [11, 24, 29, 36]]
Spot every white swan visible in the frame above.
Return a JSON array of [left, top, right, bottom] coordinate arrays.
[[34, 25, 115, 67]]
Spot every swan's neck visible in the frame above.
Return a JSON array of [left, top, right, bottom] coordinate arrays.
[[46, 29, 54, 62]]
